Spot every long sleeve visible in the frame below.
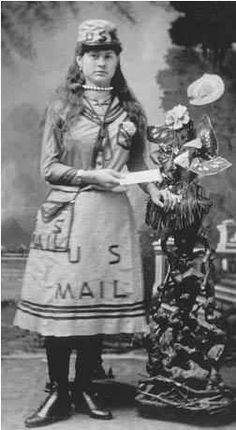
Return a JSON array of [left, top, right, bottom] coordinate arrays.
[[40, 104, 83, 186]]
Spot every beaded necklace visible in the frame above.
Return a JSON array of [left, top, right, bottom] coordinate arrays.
[[82, 84, 114, 92]]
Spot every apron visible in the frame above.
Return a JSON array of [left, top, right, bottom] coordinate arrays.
[[14, 188, 146, 336]]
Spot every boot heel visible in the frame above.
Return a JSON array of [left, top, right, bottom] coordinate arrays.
[[82, 390, 113, 419], [74, 389, 112, 420]]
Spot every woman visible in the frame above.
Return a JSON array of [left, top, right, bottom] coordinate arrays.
[[14, 19, 174, 427]]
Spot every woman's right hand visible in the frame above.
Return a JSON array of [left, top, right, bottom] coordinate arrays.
[[82, 169, 122, 190], [149, 185, 180, 210]]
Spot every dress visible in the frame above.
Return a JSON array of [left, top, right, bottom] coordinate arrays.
[[14, 96, 148, 336]]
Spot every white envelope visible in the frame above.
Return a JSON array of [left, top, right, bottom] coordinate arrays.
[[120, 169, 162, 185]]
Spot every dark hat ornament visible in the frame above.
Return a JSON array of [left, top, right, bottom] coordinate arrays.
[[186, 115, 231, 177]]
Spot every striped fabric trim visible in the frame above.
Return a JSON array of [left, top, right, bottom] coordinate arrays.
[[20, 299, 144, 310], [82, 100, 124, 125], [17, 299, 146, 320]]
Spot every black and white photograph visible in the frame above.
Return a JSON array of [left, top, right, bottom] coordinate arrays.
[[1, 1, 236, 429]]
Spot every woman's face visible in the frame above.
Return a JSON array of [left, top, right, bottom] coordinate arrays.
[[77, 49, 119, 87]]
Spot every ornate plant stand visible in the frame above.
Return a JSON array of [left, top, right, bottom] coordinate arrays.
[[136, 106, 235, 419]]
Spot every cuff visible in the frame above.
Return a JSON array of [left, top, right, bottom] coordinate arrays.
[[75, 169, 85, 185]]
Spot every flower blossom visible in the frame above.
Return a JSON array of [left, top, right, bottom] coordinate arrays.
[[121, 120, 137, 136], [165, 105, 190, 130]]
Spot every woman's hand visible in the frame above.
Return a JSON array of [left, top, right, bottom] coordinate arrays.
[[82, 169, 122, 190], [148, 184, 180, 209]]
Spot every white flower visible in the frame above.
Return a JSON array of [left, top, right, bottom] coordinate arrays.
[[121, 120, 137, 136], [165, 105, 190, 130]]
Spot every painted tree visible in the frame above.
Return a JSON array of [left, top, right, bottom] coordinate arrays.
[[1, 1, 136, 63], [170, 2, 236, 68]]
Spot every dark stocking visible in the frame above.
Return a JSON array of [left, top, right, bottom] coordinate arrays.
[[72, 336, 112, 419], [45, 336, 72, 389], [74, 335, 102, 391]]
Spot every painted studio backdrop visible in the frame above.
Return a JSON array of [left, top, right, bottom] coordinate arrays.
[[2, 1, 236, 252]]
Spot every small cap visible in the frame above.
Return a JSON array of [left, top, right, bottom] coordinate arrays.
[[187, 73, 225, 106], [77, 19, 122, 51]]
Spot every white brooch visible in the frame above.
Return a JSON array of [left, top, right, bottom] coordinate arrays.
[[121, 120, 137, 137]]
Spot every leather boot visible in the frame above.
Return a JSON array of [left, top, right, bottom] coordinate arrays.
[[25, 383, 71, 428], [73, 335, 112, 419], [74, 388, 113, 420]]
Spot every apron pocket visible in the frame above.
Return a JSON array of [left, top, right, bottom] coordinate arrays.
[[30, 190, 78, 252]]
